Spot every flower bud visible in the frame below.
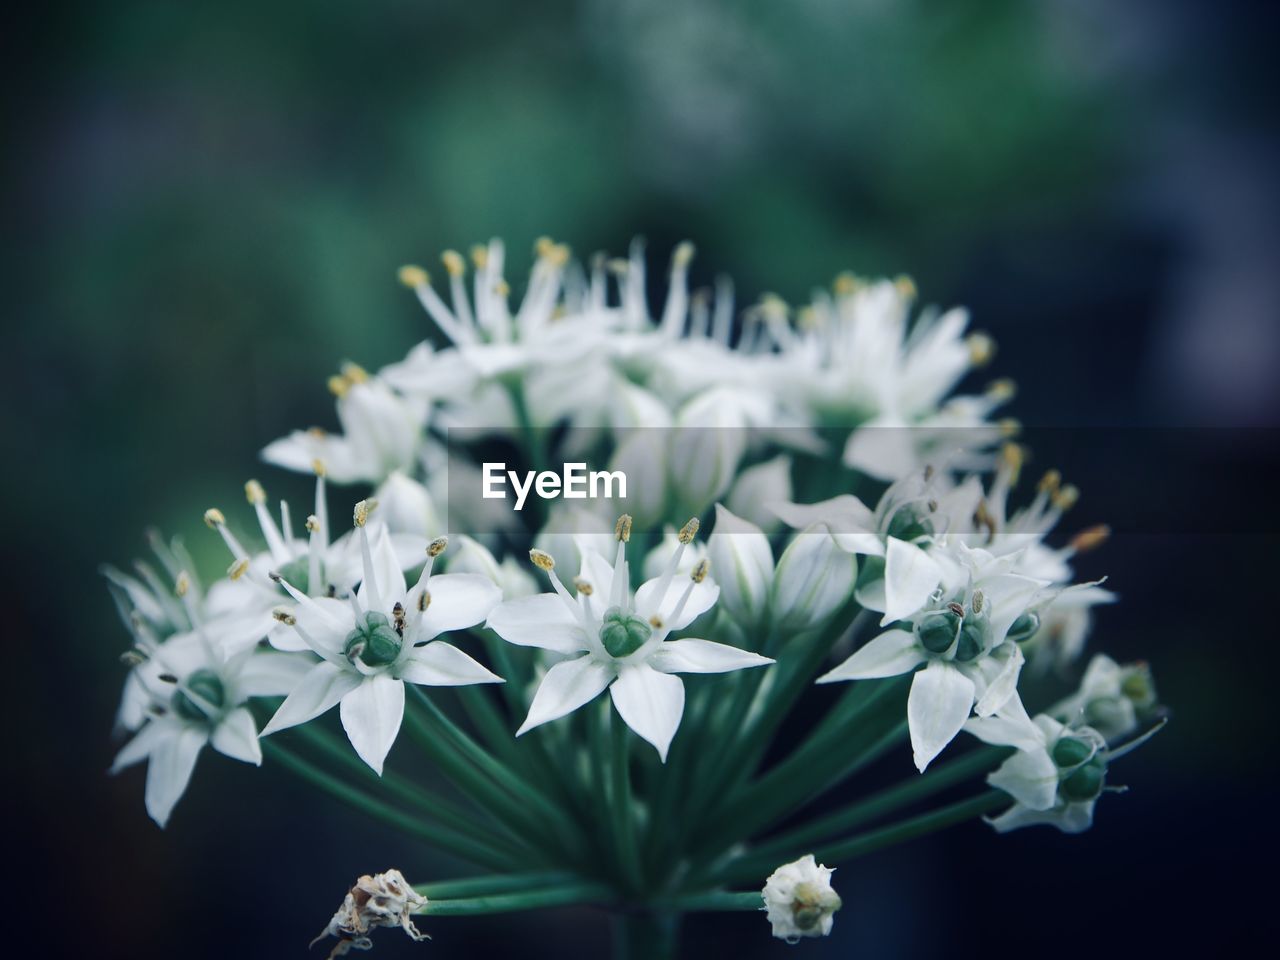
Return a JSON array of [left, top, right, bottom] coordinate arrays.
[[707, 504, 774, 626], [771, 527, 856, 631], [1059, 756, 1107, 802]]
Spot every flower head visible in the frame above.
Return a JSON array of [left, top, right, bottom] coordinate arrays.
[[260, 503, 502, 774], [762, 855, 842, 942], [487, 516, 772, 760], [310, 868, 428, 959]]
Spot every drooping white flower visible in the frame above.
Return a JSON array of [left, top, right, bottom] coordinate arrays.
[[1051, 654, 1158, 740], [111, 629, 311, 827], [310, 868, 428, 959], [260, 502, 502, 775], [761, 854, 842, 942], [966, 708, 1162, 834], [818, 544, 1047, 771], [262, 363, 427, 485], [486, 516, 772, 760]]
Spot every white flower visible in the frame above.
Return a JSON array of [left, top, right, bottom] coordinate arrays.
[[761, 854, 842, 942], [1051, 654, 1157, 739], [262, 363, 427, 485], [486, 517, 772, 760], [966, 704, 1163, 834], [706, 504, 775, 627], [111, 630, 311, 827], [260, 503, 502, 774], [202, 475, 429, 653], [311, 868, 428, 959], [725, 454, 793, 532], [447, 534, 540, 601], [818, 545, 1047, 771]]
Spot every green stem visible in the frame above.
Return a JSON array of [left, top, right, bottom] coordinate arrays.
[[611, 911, 681, 960], [263, 742, 510, 869], [418, 882, 615, 916], [416, 871, 581, 900], [651, 891, 761, 912], [611, 706, 644, 893]]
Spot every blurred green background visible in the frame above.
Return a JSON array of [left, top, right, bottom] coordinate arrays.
[[9, 0, 1278, 957]]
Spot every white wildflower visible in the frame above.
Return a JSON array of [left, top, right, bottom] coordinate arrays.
[[761, 854, 842, 942]]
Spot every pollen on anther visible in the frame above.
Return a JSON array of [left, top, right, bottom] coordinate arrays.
[[305, 514, 321, 533], [529, 549, 556, 571], [341, 362, 370, 385], [678, 517, 701, 544], [227, 558, 251, 581], [1038, 469, 1062, 494], [245, 479, 266, 504], [398, 265, 429, 288], [417, 590, 432, 612], [175, 571, 191, 597], [573, 577, 594, 596], [967, 333, 997, 367], [272, 609, 297, 626], [427, 537, 449, 558], [615, 514, 633, 543], [1070, 524, 1111, 553], [353, 499, 377, 528], [649, 615, 664, 629], [441, 250, 465, 276], [1053, 485, 1081, 511], [312, 459, 327, 478], [691, 558, 710, 583]]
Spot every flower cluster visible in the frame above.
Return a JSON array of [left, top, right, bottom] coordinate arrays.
[[104, 237, 1163, 952]]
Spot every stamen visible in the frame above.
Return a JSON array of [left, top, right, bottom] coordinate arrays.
[[529, 549, 556, 571], [174, 571, 191, 597], [1069, 524, 1110, 553], [341, 362, 369, 385], [355, 506, 382, 613], [573, 577, 594, 596], [400, 264, 474, 344], [967, 333, 996, 367], [834, 272, 859, 297], [690, 559, 709, 584], [272, 609, 297, 626], [1052, 485, 1080, 511], [678, 517, 700, 544], [227, 557, 251, 581], [615, 514, 633, 543], [427, 537, 448, 558], [660, 241, 695, 336], [246, 479, 289, 562], [204, 508, 250, 561], [353, 499, 377, 528], [986, 378, 1016, 402]]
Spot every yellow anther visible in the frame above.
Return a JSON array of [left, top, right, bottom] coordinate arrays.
[[678, 517, 700, 545], [305, 514, 321, 533], [307, 427, 328, 439], [311, 458, 327, 478], [427, 537, 449, 558], [1038, 470, 1062, 495], [968, 333, 997, 367], [227, 557, 250, 581], [534, 236, 555, 258], [986, 377, 1016, 401], [397, 265, 429, 288], [1069, 524, 1111, 553], [441, 250, 466, 276], [470, 244, 489, 269], [691, 558, 710, 583], [340, 362, 369, 384], [272, 609, 297, 626], [353, 499, 377, 528], [673, 241, 695, 268], [998, 418, 1021, 438], [327, 374, 350, 398], [175, 571, 191, 597], [833, 271, 859, 296], [649, 615, 664, 629], [894, 275, 917, 300], [999, 443, 1025, 484], [203, 508, 226, 528], [245, 479, 266, 504], [1053, 485, 1080, 511], [418, 590, 432, 612], [615, 514, 633, 543], [573, 577, 594, 596], [529, 549, 556, 571], [797, 306, 821, 330], [546, 243, 571, 268], [494, 279, 511, 298]]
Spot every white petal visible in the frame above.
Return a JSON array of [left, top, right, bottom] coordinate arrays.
[[882, 537, 943, 625], [358, 526, 408, 609], [706, 504, 774, 624], [110, 720, 168, 774], [339, 674, 406, 775], [988, 748, 1060, 811], [517, 656, 614, 734], [974, 643, 1025, 717], [291, 596, 354, 657], [649, 638, 773, 675], [982, 574, 1049, 644], [487, 594, 590, 654], [260, 661, 362, 736], [237, 650, 316, 698], [210, 707, 263, 765], [908, 661, 975, 771], [770, 494, 877, 542], [609, 663, 686, 762], [400, 641, 503, 686], [818, 629, 924, 683], [964, 710, 1044, 751], [634, 576, 719, 631], [144, 725, 208, 828], [414, 573, 501, 638]]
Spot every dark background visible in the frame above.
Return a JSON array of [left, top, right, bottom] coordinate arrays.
[[7, 0, 1277, 956]]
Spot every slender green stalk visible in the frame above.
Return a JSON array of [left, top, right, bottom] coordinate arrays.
[[732, 745, 1009, 867], [611, 707, 644, 893], [263, 742, 511, 869], [417, 871, 581, 900], [418, 883, 615, 916], [715, 790, 1009, 886], [651, 891, 761, 912]]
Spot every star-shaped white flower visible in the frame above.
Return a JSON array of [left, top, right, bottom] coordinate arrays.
[[486, 516, 773, 760], [818, 544, 1047, 771], [260, 501, 502, 775], [111, 629, 312, 827]]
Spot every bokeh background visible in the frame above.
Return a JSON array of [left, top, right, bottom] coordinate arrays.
[[8, 0, 1278, 957]]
